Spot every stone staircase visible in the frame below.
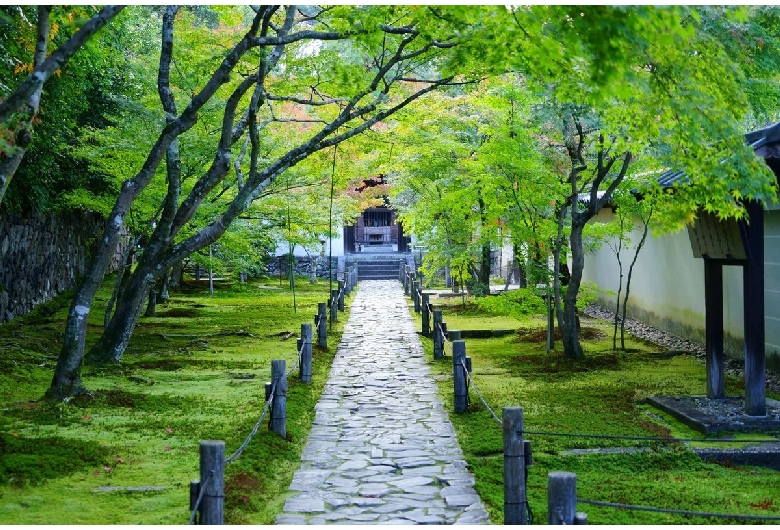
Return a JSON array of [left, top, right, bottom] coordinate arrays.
[[347, 253, 408, 281]]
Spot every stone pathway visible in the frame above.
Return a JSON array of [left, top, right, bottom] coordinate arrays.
[[276, 280, 490, 525]]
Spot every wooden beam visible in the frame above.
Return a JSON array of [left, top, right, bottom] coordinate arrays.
[[704, 258, 725, 399], [743, 200, 766, 416]]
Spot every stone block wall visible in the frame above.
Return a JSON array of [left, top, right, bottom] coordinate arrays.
[[0, 211, 126, 322], [266, 255, 340, 280]]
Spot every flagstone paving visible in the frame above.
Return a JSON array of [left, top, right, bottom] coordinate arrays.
[[276, 280, 490, 525]]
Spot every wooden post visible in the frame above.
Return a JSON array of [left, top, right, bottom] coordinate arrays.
[[413, 282, 420, 312], [317, 302, 327, 348], [300, 323, 312, 383], [189, 480, 201, 524], [548, 471, 577, 525], [433, 310, 443, 359], [404, 267, 410, 294], [330, 290, 338, 323], [199, 440, 225, 525], [704, 258, 725, 399], [270, 360, 287, 438], [422, 294, 430, 337], [503, 407, 527, 525], [743, 200, 766, 416], [338, 280, 345, 311], [453, 340, 468, 413], [399, 259, 405, 283]]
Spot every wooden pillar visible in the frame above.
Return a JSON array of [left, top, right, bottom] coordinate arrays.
[[453, 340, 468, 412], [413, 281, 420, 313], [300, 323, 312, 383], [421, 294, 430, 337], [338, 280, 345, 311], [743, 200, 766, 416], [317, 302, 327, 348], [433, 310, 443, 359], [269, 360, 287, 438], [503, 407, 527, 525], [330, 290, 338, 324], [399, 259, 405, 283], [199, 440, 225, 525], [548, 471, 577, 525], [704, 258, 725, 399]]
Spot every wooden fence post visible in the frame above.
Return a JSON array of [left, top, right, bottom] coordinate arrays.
[[190, 480, 201, 524], [421, 294, 430, 337], [338, 280, 345, 311], [300, 323, 312, 383], [317, 302, 327, 348], [404, 266, 410, 294], [330, 290, 338, 323], [433, 310, 443, 359], [199, 440, 225, 525], [269, 360, 287, 438], [453, 340, 468, 413], [548, 471, 579, 525], [399, 259, 405, 283], [413, 282, 421, 312], [503, 407, 527, 524]]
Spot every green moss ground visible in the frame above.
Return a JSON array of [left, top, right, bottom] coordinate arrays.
[[3, 280, 780, 525], [0, 276, 348, 524], [408, 295, 780, 525]]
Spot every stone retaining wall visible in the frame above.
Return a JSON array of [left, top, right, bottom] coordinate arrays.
[[266, 255, 340, 280], [0, 211, 126, 322]]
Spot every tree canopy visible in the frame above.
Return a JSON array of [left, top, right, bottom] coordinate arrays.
[[1, 5, 779, 395]]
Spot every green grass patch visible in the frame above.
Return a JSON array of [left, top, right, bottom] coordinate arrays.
[[408, 293, 780, 525], [0, 275, 348, 524]]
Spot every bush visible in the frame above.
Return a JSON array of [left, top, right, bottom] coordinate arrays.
[[473, 288, 546, 320]]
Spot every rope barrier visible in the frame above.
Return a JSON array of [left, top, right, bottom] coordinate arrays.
[[225, 380, 277, 464], [460, 358, 502, 425], [521, 430, 778, 444], [577, 498, 780, 522], [286, 337, 306, 378], [188, 470, 213, 525]]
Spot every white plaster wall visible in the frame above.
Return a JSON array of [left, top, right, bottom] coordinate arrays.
[[273, 229, 345, 258], [583, 209, 780, 368]]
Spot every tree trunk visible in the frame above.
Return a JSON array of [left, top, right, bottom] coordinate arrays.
[[45, 295, 91, 400], [480, 242, 491, 287], [169, 260, 183, 291], [157, 269, 170, 303], [621, 207, 653, 349], [561, 217, 585, 359], [552, 205, 568, 337], [87, 268, 152, 364], [145, 280, 158, 316]]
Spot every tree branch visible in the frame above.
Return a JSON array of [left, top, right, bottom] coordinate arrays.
[[0, 5, 124, 124]]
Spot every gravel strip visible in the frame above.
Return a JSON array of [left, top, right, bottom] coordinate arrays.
[[582, 304, 780, 395]]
